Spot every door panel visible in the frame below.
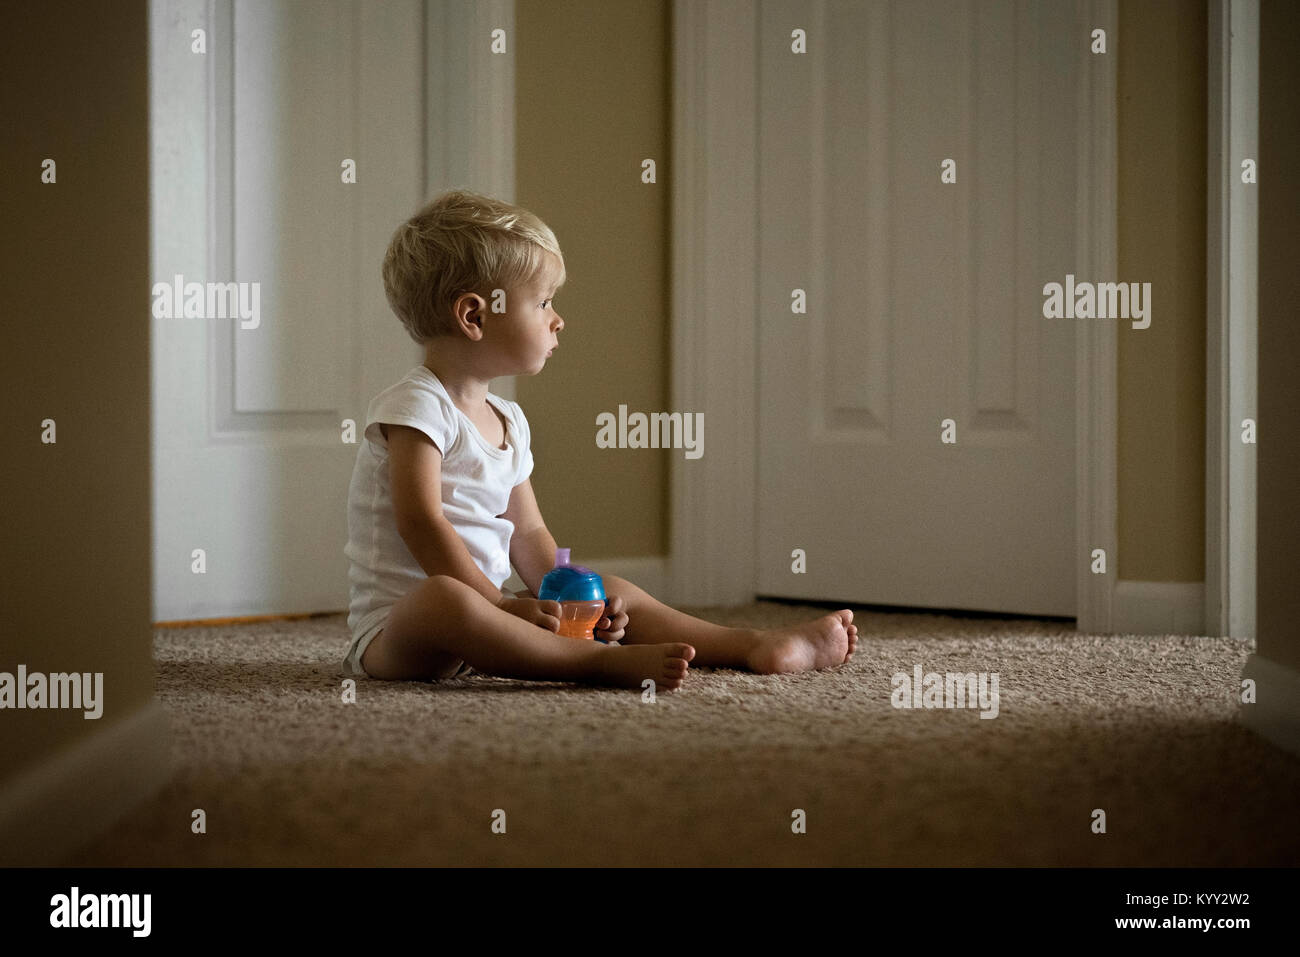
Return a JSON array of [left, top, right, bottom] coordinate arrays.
[[150, 0, 424, 619], [757, 0, 1078, 616]]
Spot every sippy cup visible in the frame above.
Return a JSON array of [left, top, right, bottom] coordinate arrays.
[[538, 548, 609, 640]]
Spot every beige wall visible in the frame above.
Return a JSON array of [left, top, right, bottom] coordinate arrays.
[[515, 0, 671, 560], [1117, 0, 1208, 583], [1257, 0, 1300, 672], [0, 3, 155, 777]]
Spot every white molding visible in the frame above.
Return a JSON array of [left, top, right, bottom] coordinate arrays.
[[427, 0, 518, 401], [668, 0, 759, 606], [1075, 0, 1118, 634], [1111, 580, 1206, 635], [1205, 0, 1258, 640], [1239, 653, 1300, 758], [0, 701, 174, 866]]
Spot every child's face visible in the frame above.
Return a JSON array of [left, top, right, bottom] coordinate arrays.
[[494, 257, 565, 375]]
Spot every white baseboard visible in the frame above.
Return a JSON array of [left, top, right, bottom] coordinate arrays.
[[0, 699, 174, 866], [1111, 580, 1206, 634], [1239, 653, 1300, 758], [505, 555, 673, 604]]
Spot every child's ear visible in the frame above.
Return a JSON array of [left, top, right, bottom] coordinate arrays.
[[453, 292, 487, 338]]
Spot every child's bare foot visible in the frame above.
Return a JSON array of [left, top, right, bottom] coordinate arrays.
[[746, 610, 857, 674], [598, 642, 695, 690]]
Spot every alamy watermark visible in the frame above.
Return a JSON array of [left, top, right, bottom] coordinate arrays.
[[596, 405, 703, 460], [1042, 274, 1151, 329], [50, 887, 150, 937], [1, 665, 103, 719], [152, 273, 260, 329], [891, 664, 999, 719]]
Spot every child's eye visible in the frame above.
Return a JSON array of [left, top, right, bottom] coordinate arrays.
[[541, 299, 552, 309]]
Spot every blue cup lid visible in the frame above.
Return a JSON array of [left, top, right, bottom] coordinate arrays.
[[538, 547, 606, 602]]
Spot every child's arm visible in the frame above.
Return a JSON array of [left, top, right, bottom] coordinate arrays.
[[502, 478, 559, 599], [387, 423, 511, 607]]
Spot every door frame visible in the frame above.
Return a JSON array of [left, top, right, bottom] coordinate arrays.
[[1205, 0, 1257, 641], [669, 0, 1122, 623], [428, 0, 518, 400], [668, 0, 760, 606], [1074, 0, 1118, 633]]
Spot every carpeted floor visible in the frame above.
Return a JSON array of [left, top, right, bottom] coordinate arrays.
[[65, 601, 1299, 866]]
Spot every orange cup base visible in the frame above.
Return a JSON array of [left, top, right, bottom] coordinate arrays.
[[555, 600, 607, 640]]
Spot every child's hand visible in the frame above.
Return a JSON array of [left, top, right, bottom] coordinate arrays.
[[594, 595, 628, 643], [496, 595, 562, 633]]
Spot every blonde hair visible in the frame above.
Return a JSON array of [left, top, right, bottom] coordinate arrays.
[[382, 188, 566, 344]]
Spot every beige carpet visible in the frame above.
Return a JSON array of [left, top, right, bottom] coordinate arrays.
[[65, 601, 1299, 866]]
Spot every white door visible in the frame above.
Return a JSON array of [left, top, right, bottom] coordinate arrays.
[[757, 0, 1079, 617], [149, 0, 426, 620]]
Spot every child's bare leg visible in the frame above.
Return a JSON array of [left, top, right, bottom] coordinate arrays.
[[361, 575, 694, 689], [602, 573, 859, 673]]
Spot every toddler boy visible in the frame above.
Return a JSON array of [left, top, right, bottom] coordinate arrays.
[[343, 189, 857, 689]]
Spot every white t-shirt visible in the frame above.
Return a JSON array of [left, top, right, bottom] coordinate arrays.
[[343, 365, 534, 642]]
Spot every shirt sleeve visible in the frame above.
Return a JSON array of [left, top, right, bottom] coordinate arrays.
[[363, 377, 459, 458], [511, 400, 534, 485]]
